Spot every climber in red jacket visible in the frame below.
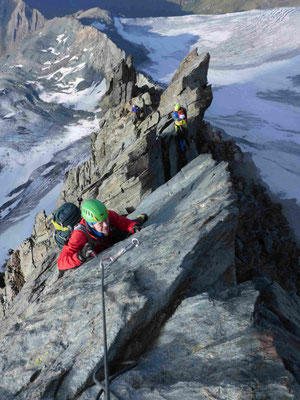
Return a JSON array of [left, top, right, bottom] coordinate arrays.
[[58, 199, 146, 270]]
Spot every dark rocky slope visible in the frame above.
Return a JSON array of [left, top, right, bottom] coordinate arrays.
[[0, 49, 300, 399]]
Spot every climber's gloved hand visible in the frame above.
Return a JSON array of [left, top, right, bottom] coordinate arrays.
[[131, 214, 148, 234], [132, 223, 142, 234], [77, 243, 94, 263], [135, 214, 148, 224]]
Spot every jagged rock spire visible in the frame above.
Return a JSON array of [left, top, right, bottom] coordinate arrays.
[[106, 54, 138, 107]]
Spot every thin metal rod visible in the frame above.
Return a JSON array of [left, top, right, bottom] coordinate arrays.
[[101, 259, 110, 400], [93, 238, 140, 399]]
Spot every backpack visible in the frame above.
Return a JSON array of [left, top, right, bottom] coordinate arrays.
[[177, 108, 186, 120], [131, 105, 139, 113], [52, 202, 88, 249]]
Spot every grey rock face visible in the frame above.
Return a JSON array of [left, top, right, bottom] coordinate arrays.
[[1, 249, 23, 315], [158, 49, 211, 122], [109, 282, 300, 400], [0, 0, 45, 57], [3, 45, 299, 312], [105, 55, 138, 108], [0, 154, 238, 399]]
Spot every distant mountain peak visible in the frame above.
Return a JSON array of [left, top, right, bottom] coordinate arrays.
[[0, 0, 45, 57]]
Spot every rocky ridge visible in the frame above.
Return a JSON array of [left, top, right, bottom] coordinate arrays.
[[0, 46, 300, 399], [56, 50, 212, 211], [56, 48, 299, 295]]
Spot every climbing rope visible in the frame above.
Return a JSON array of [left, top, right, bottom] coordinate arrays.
[[93, 238, 140, 400]]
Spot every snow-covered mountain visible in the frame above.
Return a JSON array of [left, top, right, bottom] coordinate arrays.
[[113, 7, 300, 240], [0, 11, 124, 266]]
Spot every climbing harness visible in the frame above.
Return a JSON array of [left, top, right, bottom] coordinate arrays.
[[93, 238, 140, 400]]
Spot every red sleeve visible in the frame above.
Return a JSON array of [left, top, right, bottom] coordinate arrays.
[[57, 230, 88, 270], [108, 210, 137, 233]]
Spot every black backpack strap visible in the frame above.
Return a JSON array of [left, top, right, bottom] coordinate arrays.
[[74, 224, 96, 245]]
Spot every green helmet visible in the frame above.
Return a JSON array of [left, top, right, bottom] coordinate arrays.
[[174, 104, 180, 111], [81, 199, 108, 223]]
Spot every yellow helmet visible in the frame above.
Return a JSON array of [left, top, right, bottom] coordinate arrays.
[[174, 104, 180, 111]]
